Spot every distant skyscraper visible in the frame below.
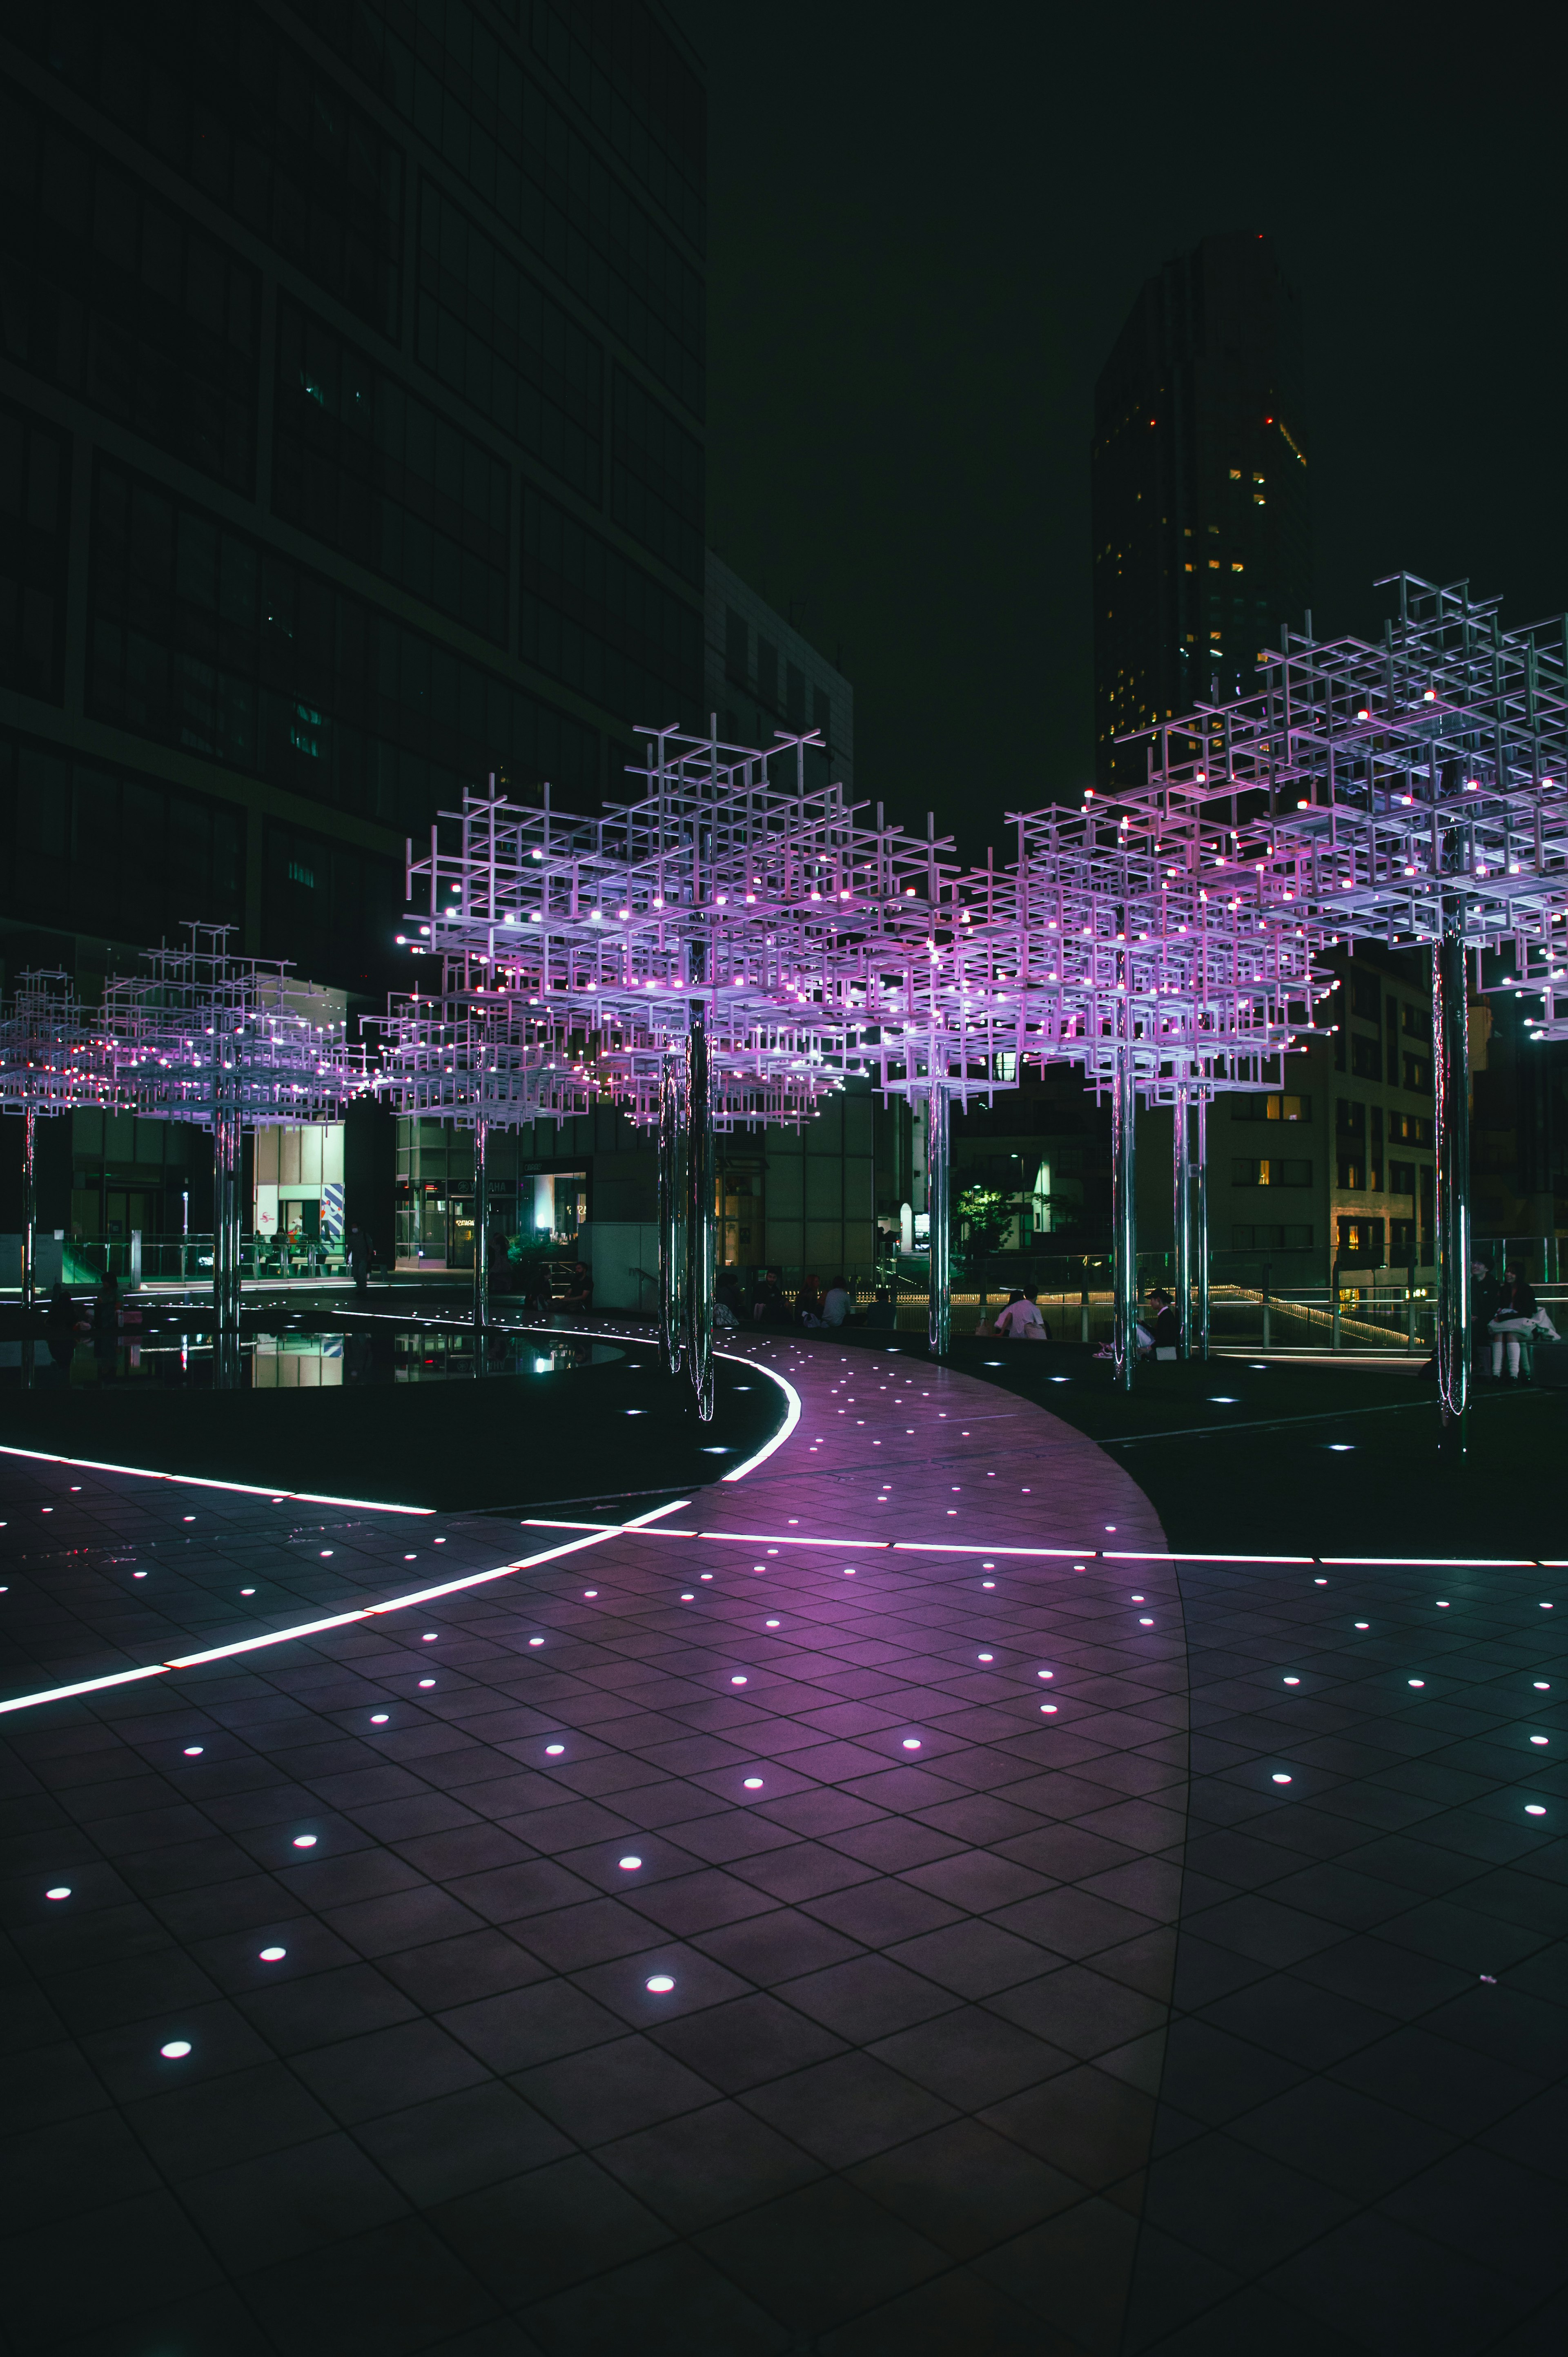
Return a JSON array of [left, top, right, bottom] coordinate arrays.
[[1091, 233, 1310, 787]]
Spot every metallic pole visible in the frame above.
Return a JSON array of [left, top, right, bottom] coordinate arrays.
[[1111, 1045, 1137, 1389], [20, 1104, 36, 1310], [212, 1090, 243, 1384], [1195, 1090, 1210, 1360], [1434, 796, 1471, 1454], [1172, 1082, 1191, 1356], [685, 1008, 715, 1421], [658, 1053, 685, 1377], [472, 1117, 489, 1329], [927, 1083, 951, 1356]]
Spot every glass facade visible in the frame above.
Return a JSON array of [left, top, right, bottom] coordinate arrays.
[[275, 298, 510, 644], [90, 459, 600, 828], [20, 0, 403, 338], [0, 79, 260, 493], [0, 726, 243, 942], [0, 397, 69, 705], [0, 0, 704, 1035], [521, 484, 699, 721]]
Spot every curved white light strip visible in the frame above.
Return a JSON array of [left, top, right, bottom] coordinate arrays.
[[0, 1500, 689, 1718], [717, 1351, 801, 1482], [0, 1443, 433, 1516]]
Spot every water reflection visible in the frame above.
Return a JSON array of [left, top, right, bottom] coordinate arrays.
[[0, 1326, 621, 1390]]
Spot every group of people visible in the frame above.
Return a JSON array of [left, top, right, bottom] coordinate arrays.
[[1474, 1261, 1557, 1381]]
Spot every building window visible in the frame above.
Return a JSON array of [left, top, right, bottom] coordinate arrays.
[[1389, 1160, 1417, 1195], [1351, 1033, 1381, 1080], [1389, 1111, 1434, 1148], [725, 608, 748, 684], [1402, 1050, 1432, 1092], [1350, 969, 1380, 1021], [1232, 1158, 1312, 1188], [521, 487, 700, 723], [1232, 1222, 1313, 1249], [1231, 1093, 1311, 1122], [1337, 1215, 1385, 1265]]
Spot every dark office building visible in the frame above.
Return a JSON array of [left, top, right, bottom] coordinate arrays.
[[1091, 231, 1311, 787], [0, 0, 704, 1248]]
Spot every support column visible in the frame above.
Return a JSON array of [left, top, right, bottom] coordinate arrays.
[[684, 1013, 714, 1421], [658, 1053, 685, 1378], [927, 1084, 950, 1356], [1111, 1047, 1138, 1390], [1434, 887, 1471, 1455], [1172, 1082, 1191, 1356], [20, 1104, 36, 1310], [212, 1099, 243, 1385], [472, 1117, 489, 1329], [1195, 1090, 1210, 1360]]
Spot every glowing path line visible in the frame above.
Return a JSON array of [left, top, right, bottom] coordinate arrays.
[[0, 1443, 433, 1516], [719, 1357, 801, 1480], [1317, 1556, 1539, 1568], [0, 1501, 689, 1718]]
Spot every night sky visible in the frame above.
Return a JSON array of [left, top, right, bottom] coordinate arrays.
[[681, 2, 1567, 865]]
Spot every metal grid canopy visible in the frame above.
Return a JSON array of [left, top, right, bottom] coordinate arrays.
[[1101, 571, 1568, 1441], [102, 926, 347, 1333], [0, 972, 118, 1308]]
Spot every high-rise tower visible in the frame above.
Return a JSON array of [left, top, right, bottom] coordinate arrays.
[[1091, 233, 1310, 788]]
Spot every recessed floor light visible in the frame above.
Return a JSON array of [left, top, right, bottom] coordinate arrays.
[[160, 2040, 192, 2059], [45, 1886, 70, 1901], [546, 1742, 565, 1755], [370, 1713, 389, 1725], [743, 1776, 764, 1790], [646, 1974, 675, 1993], [730, 1675, 748, 1686], [418, 1677, 435, 1688], [183, 1745, 203, 1757], [1327, 1443, 1353, 1452], [1408, 1679, 1425, 1688], [1526, 1804, 1547, 1817], [292, 1835, 317, 1849], [902, 1737, 921, 1750], [978, 1652, 993, 1662], [619, 1855, 642, 1871], [259, 1946, 286, 1962], [1283, 1676, 1300, 1686], [1272, 1773, 1292, 1784], [1531, 1736, 1549, 1746]]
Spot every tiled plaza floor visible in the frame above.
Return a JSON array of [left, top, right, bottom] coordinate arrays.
[[0, 1330, 1561, 2354]]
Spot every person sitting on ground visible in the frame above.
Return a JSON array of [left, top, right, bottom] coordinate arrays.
[[993, 1287, 1047, 1340], [559, 1260, 593, 1316], [822, 1277, 851, 1328]]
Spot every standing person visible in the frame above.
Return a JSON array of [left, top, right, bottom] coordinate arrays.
[[1490, 1264, 1540, 1383], [347, 1224, 370, 1298], [822, 1277, 851, 1329]]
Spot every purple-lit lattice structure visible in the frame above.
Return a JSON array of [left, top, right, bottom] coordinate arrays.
[[1100, 571, 1568, 1440], [102, 926, 346, 1340], [0, 972, 117, 1306]]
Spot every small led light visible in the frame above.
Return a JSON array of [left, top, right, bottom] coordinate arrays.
[[1525, 1804, 1546, 1817], [619, 1855, 643, 1871], [584, 1589, 598, 1599], [160, 2040, 192, 2059], [259, 1946, 286, 1962], [902, 1737, 921, 1750], [183, 1745, 204, 1757], [766, 1619, 780, 1628], [241, 1586, 256, 1595], [1408, 1679, 1425, 1688], [1272, 1773, 1292, 1784], [546, 1742, 565, 1755], [978, 1652, 993, 1662], [418, 1677, 435, 1688], [645, 1974, 675, 1993], [1283, 1676, 1300, 1686], [680, 1592, 695, 1601], [45, 1886, 70, 1901], [1530, 1736, 1548, 1746], [1356, 1621, 1369, 1630], [292, 1835, 317, 1849], [370, 1713, 389, 1724], [982, 1579, 996, 1589]]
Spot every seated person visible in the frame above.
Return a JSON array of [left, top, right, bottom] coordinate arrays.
[[1147, 1287, 1181, 1357], [822, 1277, 851, 1328], [993, 1287, 1048, 1340], [559, 1260, 593, 1315], [796, 1276, 823, 1328]]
